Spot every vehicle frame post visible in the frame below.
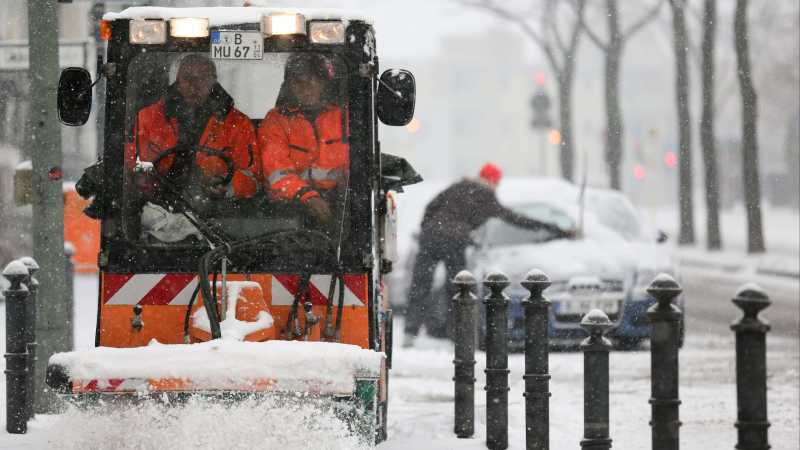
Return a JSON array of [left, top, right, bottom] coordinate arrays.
[[452, 270, 477, 438], [19, 256, 40, 421], [3, 260, 31, 434], [521, 269, 552, 450], [731, 283, 771, 450], [483, 271, 510, 450], [646, 274, 683, 450], [579, 309, 613, 450]]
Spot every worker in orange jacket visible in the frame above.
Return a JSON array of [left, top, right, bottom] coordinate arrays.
[[128, 54, 261, 202], [258, 53, 348, 224]]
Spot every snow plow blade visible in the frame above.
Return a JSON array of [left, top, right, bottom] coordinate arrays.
[[46, 341, 383, 438]]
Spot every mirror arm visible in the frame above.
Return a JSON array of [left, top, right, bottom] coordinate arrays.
[[377, 77, 403, 99]]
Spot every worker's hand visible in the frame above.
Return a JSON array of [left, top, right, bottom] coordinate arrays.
[[307, 197, 332, 223], [202, 176, 228, 198], [561, 228, 578, 239]]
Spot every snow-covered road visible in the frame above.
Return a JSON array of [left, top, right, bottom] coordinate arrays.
[[1, 274, 797, 449]]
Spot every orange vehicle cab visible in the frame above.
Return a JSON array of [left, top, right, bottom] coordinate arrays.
[[48, 6, 420, 444]]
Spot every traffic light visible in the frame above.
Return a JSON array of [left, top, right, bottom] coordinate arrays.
[[664, 151, 677, 168], [633, 164, 647, 180]]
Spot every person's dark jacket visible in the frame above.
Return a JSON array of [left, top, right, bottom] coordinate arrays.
[[419, 179, 565, 245]]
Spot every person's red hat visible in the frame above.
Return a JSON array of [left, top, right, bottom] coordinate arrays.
[[479, 163, 502, 185]]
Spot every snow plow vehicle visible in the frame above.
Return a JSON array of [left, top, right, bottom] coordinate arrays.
[[47, 6, 420, 443]]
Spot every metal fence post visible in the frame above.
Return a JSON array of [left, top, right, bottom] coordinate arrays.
[[3, 260, 30, 434], [64, 244, 75, 350], [579, 309, 613, 450], [452, 270, 477, 438], [521, 269, 551, 450], [731, 283, 771, 450], [19, 256, 39, 421], [483, 271, 510, 450], [646, 274, 683, 450]]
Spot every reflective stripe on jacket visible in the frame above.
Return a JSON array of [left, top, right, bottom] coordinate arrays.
[[125, 97, 261, 199], [257, 105, 348, 203]]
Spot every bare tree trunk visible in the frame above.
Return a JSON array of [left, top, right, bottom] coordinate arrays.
[[669, 0, 695, 245], [734, 0, 765, 253], [605, 0, 624, 190], [700, 0, 722, 249], [560, 56, 576, 182]]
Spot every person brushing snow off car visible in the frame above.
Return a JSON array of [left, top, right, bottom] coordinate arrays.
[[403, 163, 575, 346]]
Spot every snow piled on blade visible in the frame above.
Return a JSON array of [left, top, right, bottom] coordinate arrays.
[[50, 340, 383, 394], [47, 395, 371, 450]]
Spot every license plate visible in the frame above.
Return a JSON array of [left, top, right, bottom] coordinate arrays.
[[557, 298, 620, 315], [211, 31, 263, 60]]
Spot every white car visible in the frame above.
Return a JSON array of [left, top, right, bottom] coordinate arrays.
[[391, 177, 682, 349]]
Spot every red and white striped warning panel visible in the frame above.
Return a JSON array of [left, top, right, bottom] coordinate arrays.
[[102, 274, 198, 306], [102, 273, 368, 307], [271, 274, 368, 306], [77, 378, 148, 393]]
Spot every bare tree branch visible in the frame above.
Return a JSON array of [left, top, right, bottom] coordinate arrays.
[[622, 0, 665, 39], [459, 0, 564, 75], [580, 13, 609, 50]]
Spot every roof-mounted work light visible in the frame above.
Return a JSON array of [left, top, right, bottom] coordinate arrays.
[[309, 21, 345, 44], [129, 20, 167, 44], [262, 13, 306, 37], [169, 18, 210, 38]]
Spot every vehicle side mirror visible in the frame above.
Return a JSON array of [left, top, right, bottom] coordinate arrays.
[[381, 153, 422, 192], [657, 230, 669, 243], [377, 69, 415, 126], [57, 67, 93, 126]]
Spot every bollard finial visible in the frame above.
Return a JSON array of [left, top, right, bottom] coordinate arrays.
[[18, 257, 39, 276], [646, 273, 682, 318], [483, 271, 510, 293], [521, 268, 551, 297], [731, 282, 771, 333], [580, 309, 613, 351], [453, 270, 477, 291], [580, 309, 612, 335], [3, 260, 30, 290]]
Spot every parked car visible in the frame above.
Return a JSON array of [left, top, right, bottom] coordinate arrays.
[[392, 177, 683, 350]]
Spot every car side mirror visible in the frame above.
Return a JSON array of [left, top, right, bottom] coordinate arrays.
[[57, 67, 93, 126], [657, 230, 669, 244], [377, 69, 415, 126]]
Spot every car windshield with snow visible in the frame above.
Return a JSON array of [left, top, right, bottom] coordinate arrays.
[[465, 178, 682, 350]]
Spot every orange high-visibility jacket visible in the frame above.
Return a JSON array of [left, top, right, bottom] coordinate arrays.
[[126, 90, 261, 199], [258, 105, 348, 203]]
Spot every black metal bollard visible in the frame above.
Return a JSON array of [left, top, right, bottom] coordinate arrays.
[[646, 274, 683, 450], [483, 271, 510, 450], [579, 309, 613, 450], [19, 256, 39, 422], [452, 270, 478, 438], [731, 283, 771, 450], [521, 269, 552, 450], [3, 260, 30, 434]]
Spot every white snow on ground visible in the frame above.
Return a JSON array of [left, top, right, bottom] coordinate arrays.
[[644, 203, 800, 279], [380, 321, 799, 450], [2, 275, 798, 449]]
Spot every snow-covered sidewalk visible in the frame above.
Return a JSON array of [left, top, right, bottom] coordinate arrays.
[[2, 277, 798, 449]]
